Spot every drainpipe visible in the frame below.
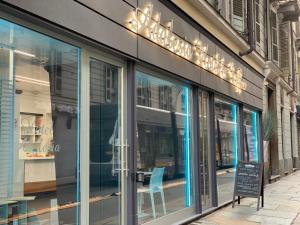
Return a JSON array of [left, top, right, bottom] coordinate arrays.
[[239, 0, 254, 56]]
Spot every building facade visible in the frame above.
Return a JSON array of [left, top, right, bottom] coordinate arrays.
[[181, 0, 300, 183], [263, 0, 300, 181], [0, 0, 297, 225]]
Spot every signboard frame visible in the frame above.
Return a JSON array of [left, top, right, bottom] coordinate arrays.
[[232, 161, 264, 211]]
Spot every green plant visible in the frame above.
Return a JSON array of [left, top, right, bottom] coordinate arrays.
[[263, 110, 277, 141]]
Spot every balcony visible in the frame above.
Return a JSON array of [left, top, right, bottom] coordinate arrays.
[[275, 0, 300, 22]]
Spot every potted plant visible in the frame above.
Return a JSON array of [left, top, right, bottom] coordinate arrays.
[[262, 110, 277, 154]]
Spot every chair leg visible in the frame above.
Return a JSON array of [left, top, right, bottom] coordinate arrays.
[[137, 193, 143, 215], [160, 190, 166, 215], [150, 192, 156, 219]]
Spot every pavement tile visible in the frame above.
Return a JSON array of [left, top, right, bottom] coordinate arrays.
[[190, 171, 300, 225], [208, 215, 259, 225], [255, 209, 297, 219], [247, 215, 293, 225], [276, 204, 300, 213]]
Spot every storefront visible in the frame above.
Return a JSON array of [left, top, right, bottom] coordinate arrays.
[[0, 0, 263, 224]]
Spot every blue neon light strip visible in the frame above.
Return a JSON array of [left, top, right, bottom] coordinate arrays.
[[184, 87, 191, 207], [9, 50, 15, 198], [76, 48, 81, 225], [251, 111, 259, 162], [231, 104, 238, 167]]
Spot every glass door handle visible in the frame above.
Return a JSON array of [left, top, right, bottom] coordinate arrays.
[[124, 140, 129, 177]]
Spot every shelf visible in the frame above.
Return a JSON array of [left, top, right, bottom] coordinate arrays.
[[19, 150, 54, 160], [19, 112, 52, 161], [24, 156, 55, 160], [21, 142, 41, 145]]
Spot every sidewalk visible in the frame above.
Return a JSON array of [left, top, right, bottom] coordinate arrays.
[[190, 170, 300, 225]]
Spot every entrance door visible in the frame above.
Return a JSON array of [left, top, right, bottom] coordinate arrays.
[[88, 53, 126, 225]]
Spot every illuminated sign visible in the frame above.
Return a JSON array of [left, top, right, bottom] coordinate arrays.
[[128, 3, 247, 93]]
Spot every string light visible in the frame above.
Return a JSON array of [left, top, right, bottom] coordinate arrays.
[[127, 3, 247, 93]]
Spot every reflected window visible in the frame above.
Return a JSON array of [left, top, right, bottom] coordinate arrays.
[[0, 19, 80, 224], [243, 108, 259, 162], [136, 71, 193, 224], [137, 75, 152, 107], [215, 98, 239, 204]]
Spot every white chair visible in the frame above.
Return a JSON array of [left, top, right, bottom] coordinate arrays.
[[137, 167, 166, 219]]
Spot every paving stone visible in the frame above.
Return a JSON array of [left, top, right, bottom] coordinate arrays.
[[247, 215, 293, 225], [190, 171, 300, 225], [255, 209, 297, 219]]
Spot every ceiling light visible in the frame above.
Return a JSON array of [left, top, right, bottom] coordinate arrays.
[[16, 75, 50, 87], [14, 49, 36, 58]]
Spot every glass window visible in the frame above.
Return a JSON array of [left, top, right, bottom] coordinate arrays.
[[136, 71, 193, 224], [199, 91, 211, 210], [243, 108, 259, 162], [89, 58, 122, 225], [215, 98, 239, 204], [0, 19, 80, 224]]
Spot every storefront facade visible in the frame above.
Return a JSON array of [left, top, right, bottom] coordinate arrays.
[[0, 1, 263, 224]]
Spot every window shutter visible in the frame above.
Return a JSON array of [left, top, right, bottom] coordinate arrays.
[[207, 0, 216, 8], [218, 0, 230, 22], [105, 67, 113, 103], [279, 22, 290, 76], [231, 0, 245, 33], [255, 0, 265, 56], [270, 11, 279, 64]]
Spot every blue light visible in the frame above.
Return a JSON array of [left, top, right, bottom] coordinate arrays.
[[9, 50, 16, 198], [183, 87, 192, 207], [251, 111, 259, 162], [231, 104, 238, 167], [76, 48, 81, 225]]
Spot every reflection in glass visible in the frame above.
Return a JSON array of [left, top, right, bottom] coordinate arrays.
[[89, 58, 121, 225], [0, 19, 80, 224], [243, 109, 259, 162], [136, 71, 193, 224], [215, 98, 239, 204], [199, 91, 211, 210]]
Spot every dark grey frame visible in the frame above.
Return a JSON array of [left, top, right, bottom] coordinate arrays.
[[208, 92, 218, 207], [239, 104, 245, 161], [126, 59, 137, 225], [192, 86, 202, 214]]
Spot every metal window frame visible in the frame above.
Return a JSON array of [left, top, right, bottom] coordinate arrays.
[[133, 65, 196, 224], [208, 92, 218, 207], [192, 86, 202, 214], [0, 5, 265, 224], [0, 8, 131, 224], [126, 59, 137, 225], [85, 49, 128, 225]]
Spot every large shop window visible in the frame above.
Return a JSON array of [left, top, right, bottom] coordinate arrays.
[[136, 71, 193, 224], [243, 108, 259, 162], [0, 19, 80, 224], [215, 98, 239, 204]]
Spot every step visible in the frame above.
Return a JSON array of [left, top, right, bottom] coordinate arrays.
[[269, 174, 280, 183]]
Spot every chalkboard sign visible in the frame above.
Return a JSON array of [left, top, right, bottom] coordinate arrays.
[[232, 161, 263, 211]]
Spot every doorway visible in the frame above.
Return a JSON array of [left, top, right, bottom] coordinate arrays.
[[86, 52, 127, 225]]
